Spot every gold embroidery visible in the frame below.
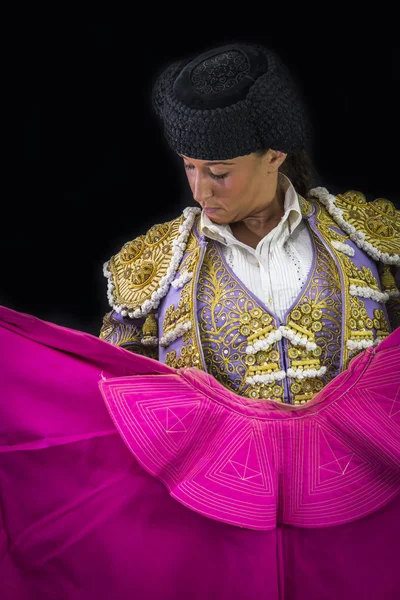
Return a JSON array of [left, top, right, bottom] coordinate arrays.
[[161, 240, 205, 368], [179, 244, 205, 366], [314, 202, 349, 244], [341, 255, 380, 291], [197, 242, 284, 401], [163, 288, 191, 332], [379, 264, 398, 294], [165, 346, 201, 369], [298, 195, 313, 217], [120, 236, 145, 263], [334, 191, 400, 256], [129, 261, 156, 289], [314, 199, 393, 365], [348, 296, 374, 344], [182, 331, 192, 343], [291, 378, 325, 404], [142, 312, 158, 341], [247, 384, 284, 400], [108, 215, 184, 312], [184, 228, 198, 253], [99, 311, 157, 359], [182, 252, 198, 274], [313, 202, 353, 368], [345, 299, 390, 359], [145, 222, 172, 246], [373, 308, 390, 341], [197, 225, 345, 404], [286, 230, 343, 390]]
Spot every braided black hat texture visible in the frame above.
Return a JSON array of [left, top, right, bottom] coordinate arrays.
[[152, 43, 313, 160]]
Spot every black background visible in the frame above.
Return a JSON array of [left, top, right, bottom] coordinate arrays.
[[1, 8, 399, 335]]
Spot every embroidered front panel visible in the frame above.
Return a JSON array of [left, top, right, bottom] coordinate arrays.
[[160, 238, 206, 371], [196, 241, 284, 401], [284, 232, 343, 404], [196, 233, 344, 404]]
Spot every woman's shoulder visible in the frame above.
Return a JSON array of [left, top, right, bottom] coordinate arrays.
[[308, 186, 400, 266], [103, 207, 201, 319]]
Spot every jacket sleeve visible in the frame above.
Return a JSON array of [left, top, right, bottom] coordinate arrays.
[[99, 310, 158, 360]]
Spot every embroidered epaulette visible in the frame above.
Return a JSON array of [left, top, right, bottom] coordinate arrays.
[[103, 207, 201, 319], [309, 187, 400, 267]]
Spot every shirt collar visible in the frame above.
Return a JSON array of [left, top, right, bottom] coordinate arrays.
[[199, 172, 303, 247]]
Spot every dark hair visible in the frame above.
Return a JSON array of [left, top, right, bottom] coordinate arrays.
[[256, 149, 314, 198]]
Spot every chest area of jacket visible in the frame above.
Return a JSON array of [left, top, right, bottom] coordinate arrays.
[[193, 232, 343, 404]]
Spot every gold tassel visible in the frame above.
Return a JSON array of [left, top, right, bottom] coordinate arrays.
[[379, 264, 398, 293], [142, 312, 158, 341]]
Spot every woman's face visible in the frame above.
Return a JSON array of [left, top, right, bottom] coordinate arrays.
[[181, 150, 286, 224]]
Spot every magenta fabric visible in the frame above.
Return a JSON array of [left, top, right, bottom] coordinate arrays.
[[1, 305, 400, 599]]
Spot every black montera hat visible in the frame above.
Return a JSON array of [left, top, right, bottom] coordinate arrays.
[[152, 42, 313, 160]]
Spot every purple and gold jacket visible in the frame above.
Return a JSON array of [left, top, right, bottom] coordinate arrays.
[[100, 187, 400, 405]]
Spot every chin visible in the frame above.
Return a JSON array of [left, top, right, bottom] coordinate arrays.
[[204, 209, 229, 222], [208, 214, 230, 224]]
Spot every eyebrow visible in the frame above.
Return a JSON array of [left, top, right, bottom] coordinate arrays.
[[203, 161, 235, 166], [179, 154, 234, 166]]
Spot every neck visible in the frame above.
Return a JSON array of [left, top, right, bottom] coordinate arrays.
[[230, 177, 286, 247]]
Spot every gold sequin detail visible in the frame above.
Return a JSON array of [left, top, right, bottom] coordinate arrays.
[[166, 346, 201, 369]]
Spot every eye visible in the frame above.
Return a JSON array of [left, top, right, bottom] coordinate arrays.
[[209, 172, 228, 180], [183, 164, 228, 180]]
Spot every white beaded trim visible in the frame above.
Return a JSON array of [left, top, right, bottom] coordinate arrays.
[[159, 320, 192, 347], [349, 284, 389, 304], [309, 187, 400, 266], [104, 207, 201, 319], [346, 339, 375, 351], [331, 240, 355, 256], [171, 270, 194, 289], [245, 325, 317, 355], [245, 329, 283, 355], [279, 326, 317, 351], [287, 366, 327, 379], [141, 336, 158, 347], [245, 371, 286, 385]]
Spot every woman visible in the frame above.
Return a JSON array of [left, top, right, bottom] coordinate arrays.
[[1, 42, 400, 600], [101, 42, 400, 403]]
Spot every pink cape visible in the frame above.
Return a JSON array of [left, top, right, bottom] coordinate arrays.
[[1, 304, 400, 599]]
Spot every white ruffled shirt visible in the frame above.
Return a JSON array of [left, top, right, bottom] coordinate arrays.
[[199, 173, 314, 320]]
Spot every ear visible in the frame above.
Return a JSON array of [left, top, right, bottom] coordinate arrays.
[[265, 149, 287, 172]]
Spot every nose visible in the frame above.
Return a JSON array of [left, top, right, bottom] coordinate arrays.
[[192, 171, 213, 204]]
